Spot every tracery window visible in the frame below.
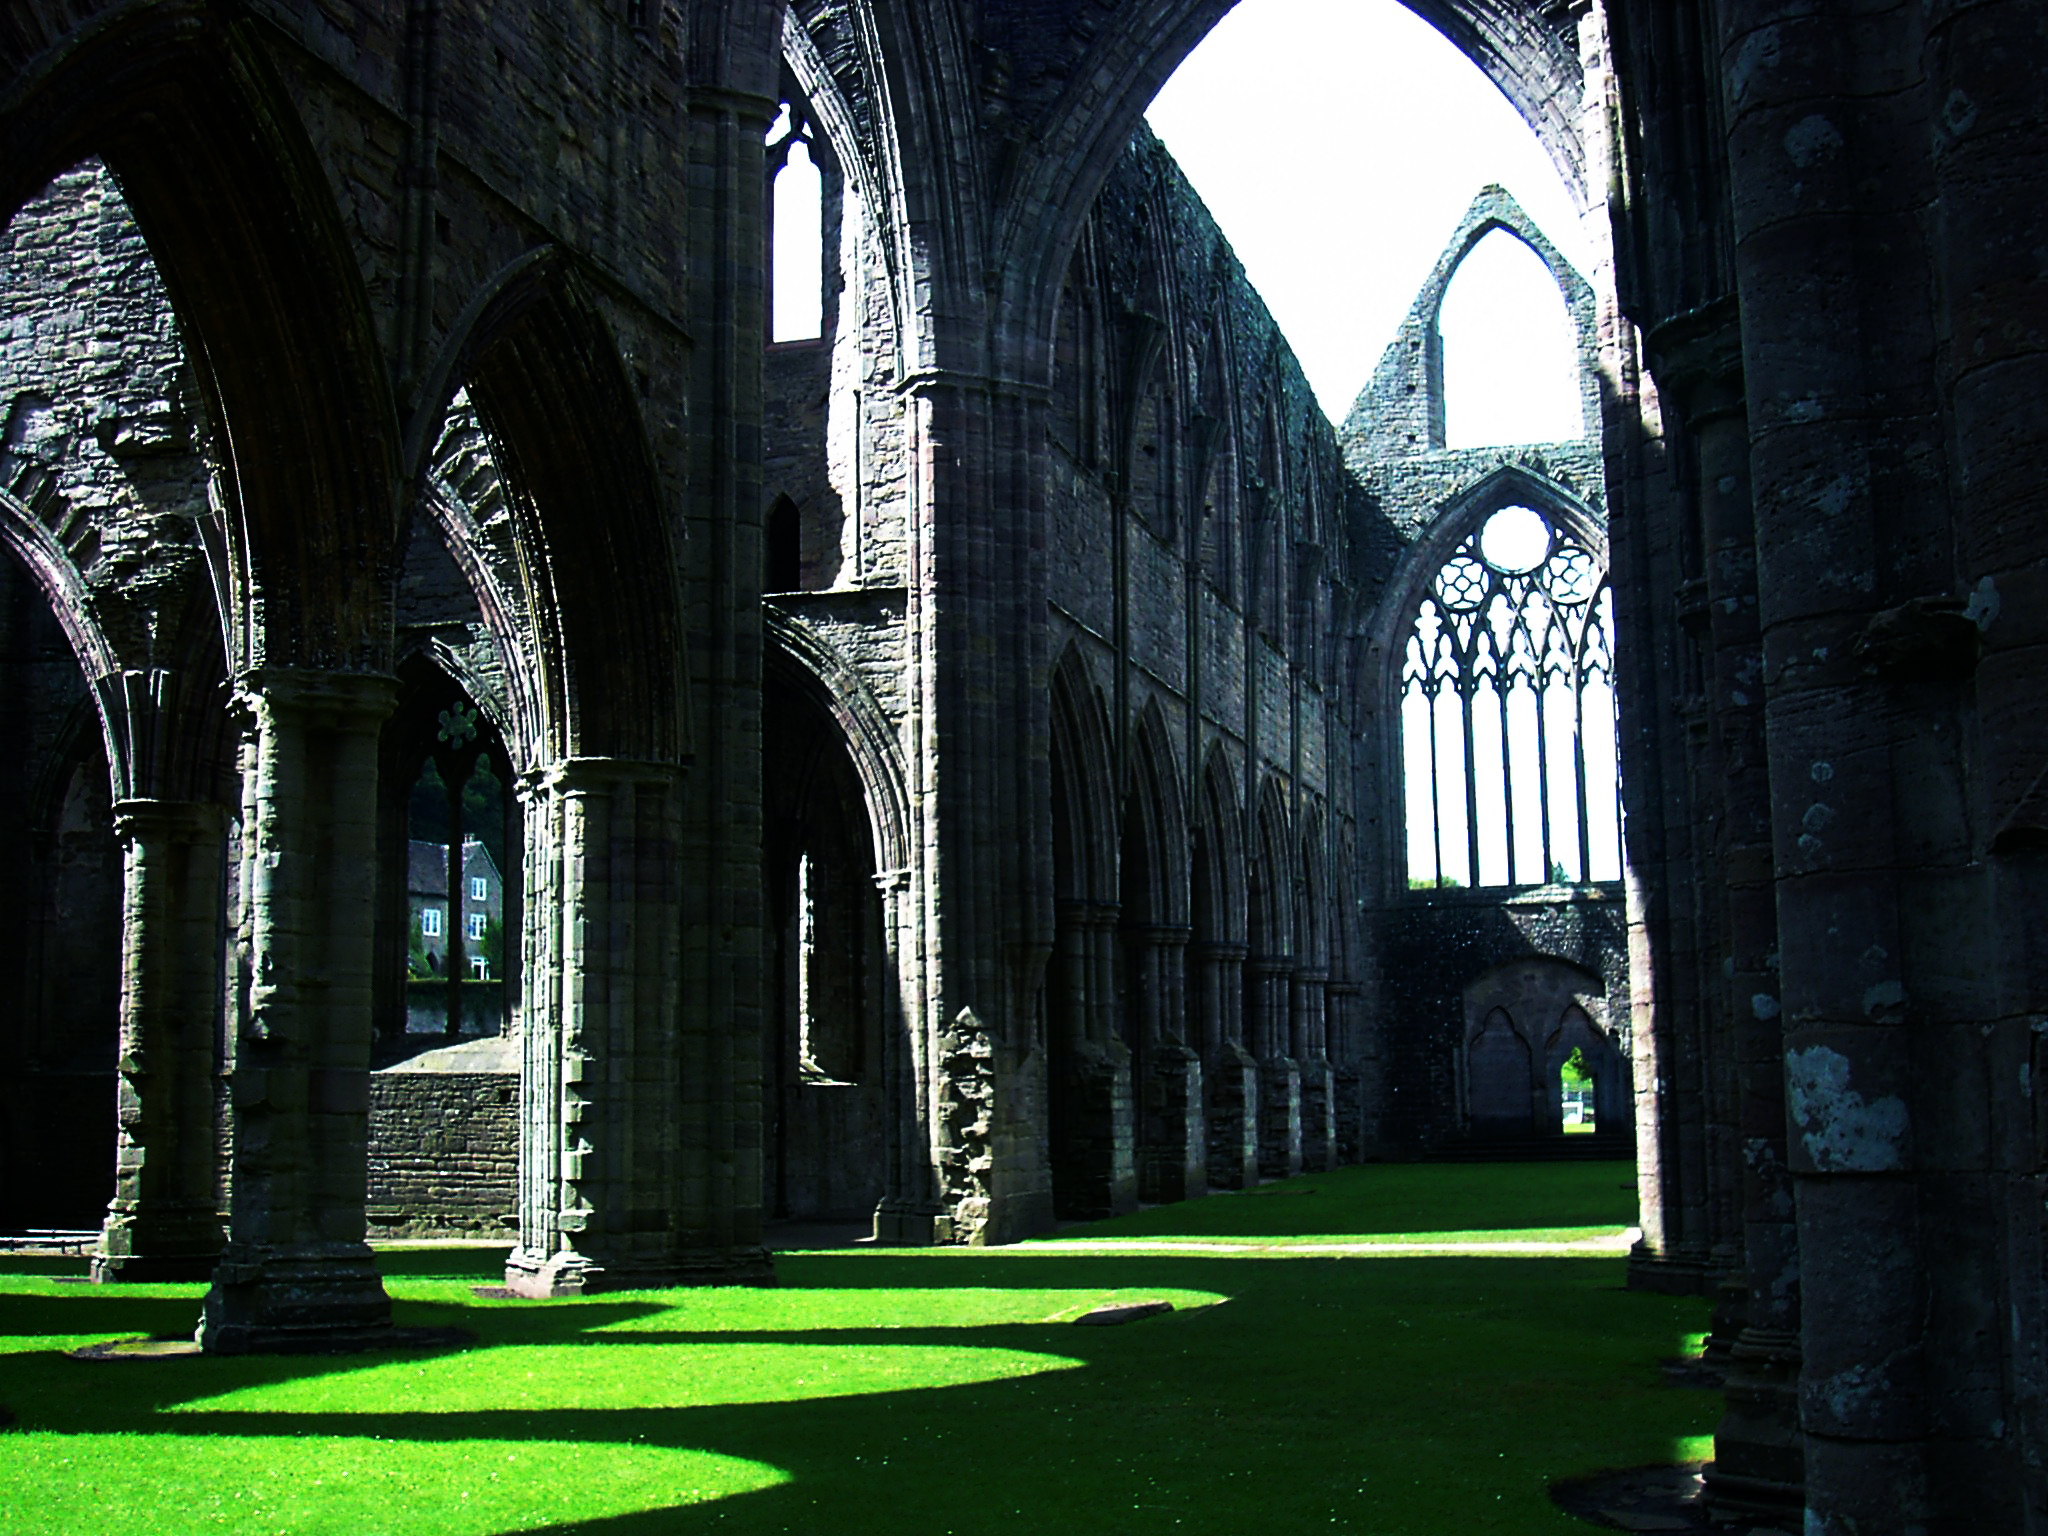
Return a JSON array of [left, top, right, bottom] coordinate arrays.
[[1402, 504, 1622, 888]]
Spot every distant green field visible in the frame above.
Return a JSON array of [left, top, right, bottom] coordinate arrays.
[[0, 1159, 1709, 1535]]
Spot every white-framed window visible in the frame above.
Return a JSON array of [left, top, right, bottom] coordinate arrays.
[[467, 912, 487, 941], [420, 906, 443, 938], [470, 875, 488, 903], [470, 955, 489, 981]]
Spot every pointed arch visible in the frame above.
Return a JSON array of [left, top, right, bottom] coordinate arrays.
[[764, 610, 913, 882], [3, 6, 403, 670], [1345, 185, 1601, 455], [1375, 465, 1616, 894], [1049, 643, 1118, 905], [1193, 744, 1245, 949], [980, 0, 1594, 404], [427, 253, 687, 766], [1248, 777, 1294, 959], [1295, 798, 1329, 973], [1124, 703, 1190, 928]]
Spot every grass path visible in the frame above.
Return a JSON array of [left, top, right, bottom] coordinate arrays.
[[0, 1161, 1710, 1534]]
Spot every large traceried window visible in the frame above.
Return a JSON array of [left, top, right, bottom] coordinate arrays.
[[1403, 504, 1622, 889]]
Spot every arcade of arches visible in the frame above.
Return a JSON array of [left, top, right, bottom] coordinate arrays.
[[0, 1, 2043, 1527]]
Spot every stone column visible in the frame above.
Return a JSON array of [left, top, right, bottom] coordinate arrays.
[[1719, 3, 1956, 1521], [871, 867, 940, 1243], [1199, 940, 1257, 1188], [198, 670, 395, 1353], [506, 758, 767, 1296], [1251, 956, 1301, 1180], [1049, 900, 1135, 1220], [1293, 968, 1335, 1173], [1326, 981, 1366, 1163], [91, 799, 228, 1282], [1651, 305, 1803, 1523], [1130, 923, 1203, 1204]]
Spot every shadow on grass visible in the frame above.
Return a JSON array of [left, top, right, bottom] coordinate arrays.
[[0, 1247, 1710, 1535]]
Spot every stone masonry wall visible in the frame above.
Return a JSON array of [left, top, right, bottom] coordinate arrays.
[[367, 1072, 518, 1240]]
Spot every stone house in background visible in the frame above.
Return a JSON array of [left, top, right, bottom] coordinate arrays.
[[406, 838, 505, 982]]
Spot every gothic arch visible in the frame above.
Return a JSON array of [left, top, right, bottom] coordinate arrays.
[[764, 610, 914, 882], [1247, 777, 1294, 960], [1123, 703, 1190, 928], [2, 6, 402, 670], [0, 489, 232, 805], [451, 257, 688, 766], [983, 0, 1594, 403], [1193, 745, 1246, 949], [1049, 643, 1118, 905], [1344, 184, 1603, 454], [1295, 798, 1329, 973]]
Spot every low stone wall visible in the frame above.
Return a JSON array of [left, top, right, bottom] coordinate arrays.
[[368, 1038, 518, 1239]]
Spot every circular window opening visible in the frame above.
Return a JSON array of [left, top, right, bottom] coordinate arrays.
[[1478, 505, 1551, 574]]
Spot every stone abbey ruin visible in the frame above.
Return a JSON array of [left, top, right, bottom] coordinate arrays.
[[1, 0, 2044, 1527]]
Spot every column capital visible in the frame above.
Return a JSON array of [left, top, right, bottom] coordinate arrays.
[[239, 668, 399, 726], [518, 755, 688, 802], [1644, 295, 1745, 426], [1125, 923, 1193, 948], [111, 798, 229, 845]]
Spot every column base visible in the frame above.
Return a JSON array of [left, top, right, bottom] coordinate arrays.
[[1050, 1043, 1137, 1221], [1298, 1057, 1336, 1172], [504, 1245, 777, 1296], [1332, 1065, 1366, 1164], [1703, 1326, 1805, 1523], [1623, 1243, 1727, 1297], [93, 1206, 224, 1283], [1257, 1056, 1303, 1180], [1138, 1043, 1206, 1205], [197, 1242, 394, 1354], [1206, 1046, 1260, 1190], [872, 1200, 944, 1246]]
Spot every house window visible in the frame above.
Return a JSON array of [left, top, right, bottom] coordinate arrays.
[[467, 912, 487, 942], [470, 875, 488, 902], [1402, 504, 1623, 888], [420, 907, 443, 938], [470, 955, 490, 981]]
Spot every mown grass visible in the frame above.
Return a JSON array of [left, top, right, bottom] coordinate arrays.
[[0, 1160, 1710, 1535]]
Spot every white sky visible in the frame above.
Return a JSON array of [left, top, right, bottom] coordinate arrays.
[[1145, 0, 1591, 438]]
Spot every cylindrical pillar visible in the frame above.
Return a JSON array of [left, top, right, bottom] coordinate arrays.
[[92, 799, 229, 1282], [199, 670, 397, 1353]]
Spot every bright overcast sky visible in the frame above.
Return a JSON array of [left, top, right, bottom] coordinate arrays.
[[1146, 0, 1593, 438]]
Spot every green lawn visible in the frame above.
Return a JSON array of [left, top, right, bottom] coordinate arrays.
[[0, 1161, 1711, 1534]]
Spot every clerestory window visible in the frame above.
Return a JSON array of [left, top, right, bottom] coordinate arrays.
[[1402, 503, 1622, 889], [766, 102, 824, 343]]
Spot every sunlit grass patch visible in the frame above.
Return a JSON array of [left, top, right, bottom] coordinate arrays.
[[0, 1161, 1709, 1535], [0, 1432, 786, 1536], [176, 1339, 1086, 1414]]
